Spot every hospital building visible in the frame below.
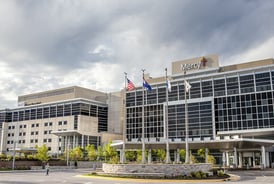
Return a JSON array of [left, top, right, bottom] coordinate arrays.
[[1, 54, 274, 168]]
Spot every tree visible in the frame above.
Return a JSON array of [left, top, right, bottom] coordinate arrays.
[[197, 148, 216, 165], [35, 144, 49, 162], [103, 141, 117, 162], [152, 149, 165, 162], [97, 146, 103, 161], [125, 151, 137, 162], [179, 149, 186, 162], [85, 144, 97, 161], [70, 146, 84, 161]]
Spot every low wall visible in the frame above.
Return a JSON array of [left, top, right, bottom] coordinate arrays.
[[103, 163, 212, 177]]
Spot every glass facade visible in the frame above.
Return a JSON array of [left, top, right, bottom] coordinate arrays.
[[125, 70, 274, 141], [0, 100, 108, 132]]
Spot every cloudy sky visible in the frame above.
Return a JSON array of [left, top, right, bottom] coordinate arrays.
[[0, 0, 274, 109]]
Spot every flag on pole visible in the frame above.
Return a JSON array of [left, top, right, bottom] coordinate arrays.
[[184, 80, 191, 93], [143, 78, 152, 91], [166, 78, 171, 92], [127, 78, 135, 91]]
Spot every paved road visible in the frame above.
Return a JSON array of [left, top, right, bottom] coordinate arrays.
[[0, 169, 274, 184]]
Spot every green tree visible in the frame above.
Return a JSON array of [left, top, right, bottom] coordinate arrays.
[[103, 141, 117, 162], [125, 151, 137, 162], [197, 148, 206, 159], [97, 146, 103, 161], [197, 148, 216, 164], [70, 146, 84, 161], [152, 149, 165, 162], [179, 149, 186, 162], [85, 144, 97, 161], [35, 144, 50, 162]]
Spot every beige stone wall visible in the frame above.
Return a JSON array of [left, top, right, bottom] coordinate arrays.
[[107, 91, 122, 134], [221, 58, 274, 72], [103, 163, 212, 177], [77, 115, 98, 136], [100, 132, 122, 145], [18, 86, 107, 106], [4, 116, 74, 154]]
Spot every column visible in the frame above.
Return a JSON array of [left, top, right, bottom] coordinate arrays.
[[261, 146, 266, 169], [238, 152, 242, 168], [205, 148, 209, 163], [81, 135, 84, 148], [73, 134, 76, 149], [233, 147, 238, 168], [226, 151, 229, 167], [222, 152, 226, 168], [176, 149, 181, 163], [148, 149, 152, 164]]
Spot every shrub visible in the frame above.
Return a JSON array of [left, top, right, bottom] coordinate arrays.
[[195, 171, 202, 179], [217, 170, 224, 177], [190, 171, 196, 178]]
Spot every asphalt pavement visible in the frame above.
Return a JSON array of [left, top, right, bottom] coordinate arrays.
[[0, 168, 274, 184]]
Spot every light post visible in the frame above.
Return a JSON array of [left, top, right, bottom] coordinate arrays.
[[12, 141, 16, 170]]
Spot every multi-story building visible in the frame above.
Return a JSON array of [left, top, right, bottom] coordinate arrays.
[[123, 54, 274, 168], [0, 86, 122, 156], [1, 54, 274, 169]]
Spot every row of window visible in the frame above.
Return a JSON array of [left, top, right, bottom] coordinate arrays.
[[126, 71, 274, 107], [215, 92, 274, 131]]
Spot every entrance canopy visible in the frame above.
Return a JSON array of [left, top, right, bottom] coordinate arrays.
[[112, 138, 274, 150], [51, 130, 81, 137]]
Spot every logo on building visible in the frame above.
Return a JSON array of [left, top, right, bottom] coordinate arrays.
[[181, 57, 207, 71], [201, 57, 207, 67]]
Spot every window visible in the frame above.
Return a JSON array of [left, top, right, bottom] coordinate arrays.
[[44, 131, 47, 135], [58, 121, 62, 125], [36, 123, 39, 127], [63, 121, 67, 125], [49, 122, 53, 126], [44, 122, 48, 126]]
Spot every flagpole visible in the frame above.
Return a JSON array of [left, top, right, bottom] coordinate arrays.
[[165, 68, 171, 163], [184, 72, 190, 164], [121, 72, 127, 164], [141, 69, 146, 164]]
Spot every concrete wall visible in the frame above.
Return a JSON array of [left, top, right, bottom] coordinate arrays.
[[102, 163, 212, 177]]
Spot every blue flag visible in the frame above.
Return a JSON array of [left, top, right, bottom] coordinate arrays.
[[143, 79, 152, 91]]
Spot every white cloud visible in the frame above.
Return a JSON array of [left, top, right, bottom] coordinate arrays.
[[223, 37, 274, 65]]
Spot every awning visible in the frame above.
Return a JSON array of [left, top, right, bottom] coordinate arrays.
[[112, 138, 274, 150]]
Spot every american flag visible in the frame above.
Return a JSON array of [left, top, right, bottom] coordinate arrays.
[[127, 78, 135, 91]]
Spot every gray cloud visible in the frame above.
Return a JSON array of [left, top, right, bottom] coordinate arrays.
[[0, 0, 274, 108]]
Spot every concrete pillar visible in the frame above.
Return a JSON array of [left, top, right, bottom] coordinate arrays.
[[252, 152, 255, 167], [233, 147, 238, 168], [222, 152, 226, 167], [148, 149, 152, 164], [81, 135, 84, 147], [238, 152, 242, 168], [205, 148, 209, 163], [266, 151, 270, 168], [226, 151, 229, 167], [73, 134, 76, 149], [261, 146, 266, 169], [176, 149, 180, 163]]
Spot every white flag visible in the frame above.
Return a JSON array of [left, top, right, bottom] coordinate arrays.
[[184, 80, 191, 93], [166, 79, 171, 92]]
